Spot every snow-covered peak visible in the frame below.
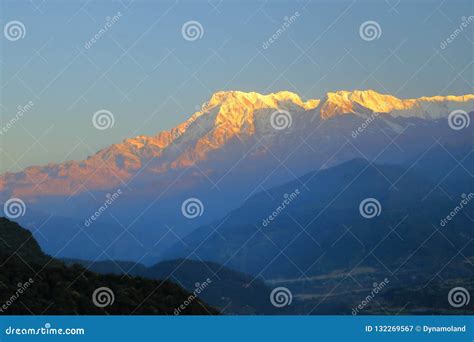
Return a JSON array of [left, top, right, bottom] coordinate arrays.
[[1, 89, 472, 197], [319, 89, 474, 119]]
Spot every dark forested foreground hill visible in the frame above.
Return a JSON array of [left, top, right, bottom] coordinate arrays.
[[63, 258, 275, 315], [0, 218, 217, 315]]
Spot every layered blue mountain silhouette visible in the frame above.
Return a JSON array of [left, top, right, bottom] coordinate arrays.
[[1, 90, 472, 265], [1, 90, 473, 314]]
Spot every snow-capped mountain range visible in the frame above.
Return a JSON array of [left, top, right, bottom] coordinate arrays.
[[1, 89, 473, 262], [1, 89, 473, 198]]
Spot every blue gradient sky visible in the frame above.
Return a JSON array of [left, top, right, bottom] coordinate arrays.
[[0, 0, 472, 173]]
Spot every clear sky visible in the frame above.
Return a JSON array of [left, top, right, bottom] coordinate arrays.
[[0, 0, 472, 173]]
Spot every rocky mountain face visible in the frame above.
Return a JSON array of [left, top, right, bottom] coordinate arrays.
[[1, 90, 472, 263], [1, 90, 472, 198]]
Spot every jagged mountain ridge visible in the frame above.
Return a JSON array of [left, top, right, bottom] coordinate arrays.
[[1, 89, 473, 198], [1, 89, 473, 263]]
